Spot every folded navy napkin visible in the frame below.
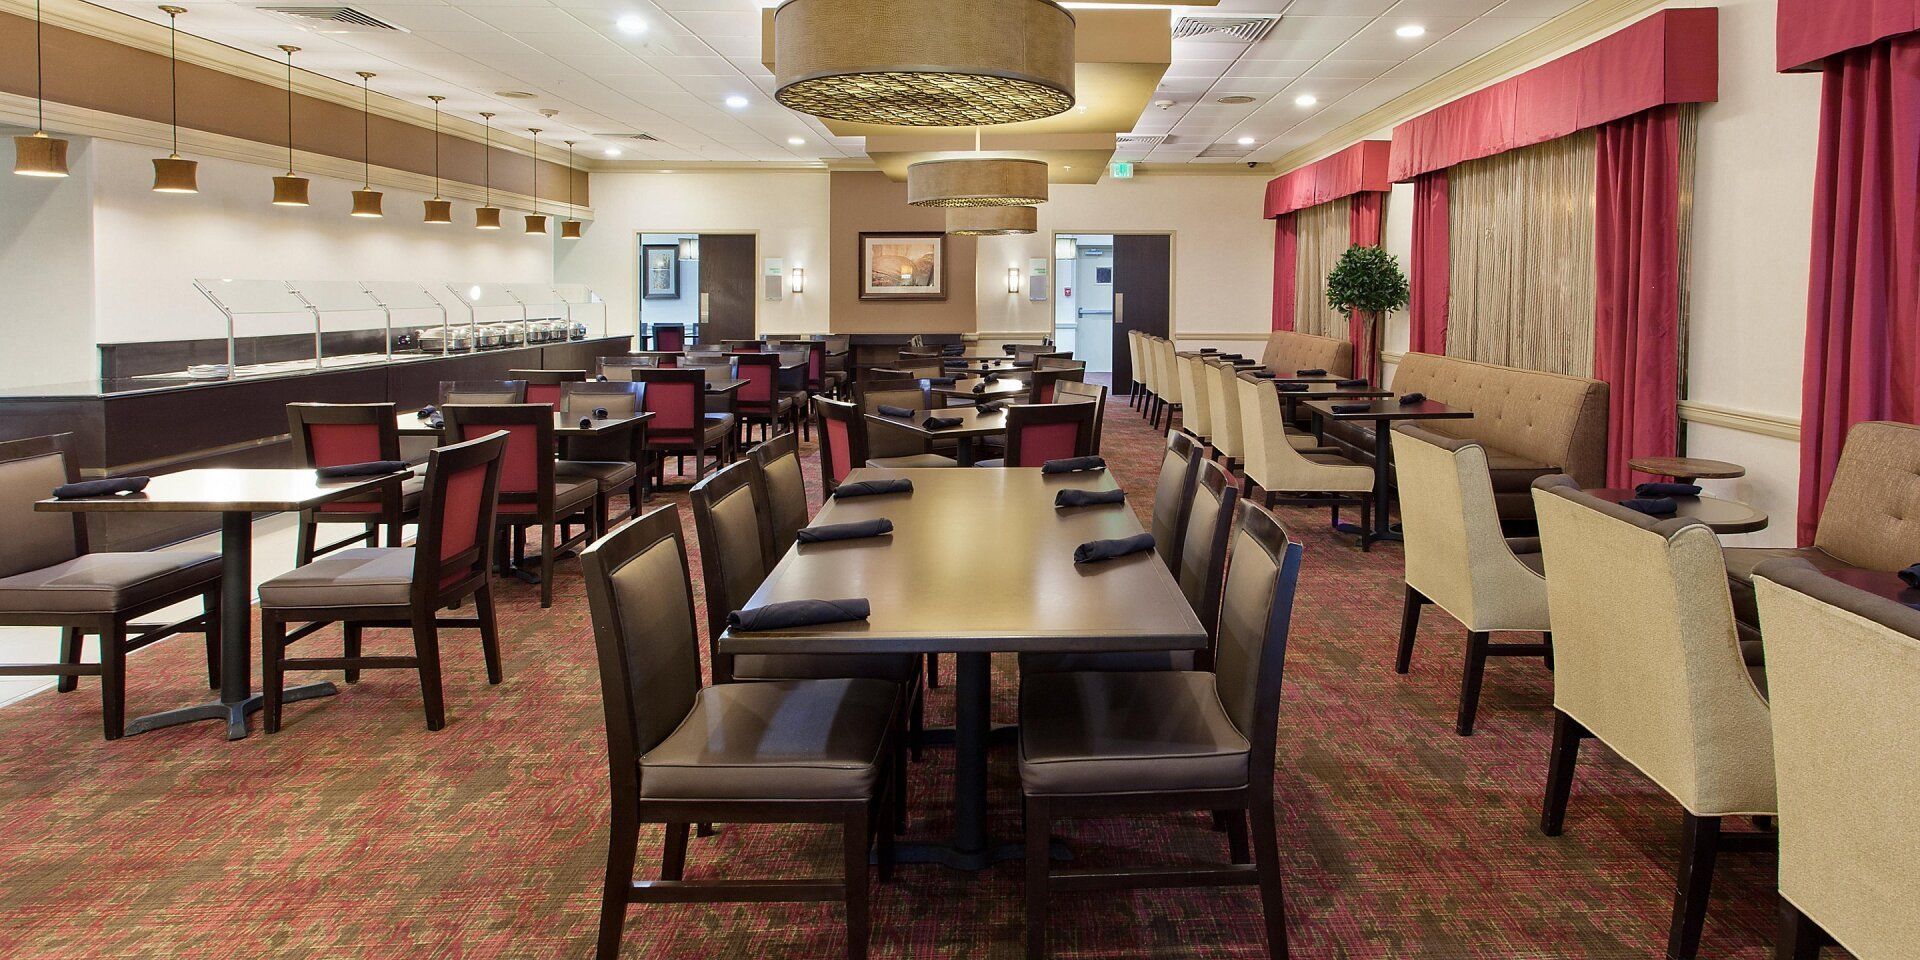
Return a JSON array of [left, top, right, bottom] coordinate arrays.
[[1332, 402, 1373, 414], [416, 404, 437, 419], [1635, 482, 1702, 497], [984, 373, 1001, 383], [1056, 488, 1126, 508], [1221, 354, 1244, 361], [930, 377, 957, 386], [1899, 564, 1920, 588], [943, 359, 967, 367], [1620, 497, 1679, 516], [1297, 368, 1327, 376], [796, 518, 894, 544], [727, 598, 871, 632], [578, 417, 593, 429], [1397, 392, 1426, 405], [877, 404, 915, 419], [971, 383, 988, 394], [1277, 382, 1310, 392], [427, 414, 445, 429], [593, 406, 610, 420], [316, 460, 408, 479], [834, 478, 914, 499], [922, 415, 962, 430], [941, 346, 965, 356], [1074, 533, 1155, 564], [1336, 378, 1368, 388], [1042, 456, 1106, 474], [976, 400, 1008, 413], [1253, 371, 1277, 379], [1199, 348, 1218, 354], [1012, 361, 1035, 368], [52, 476, 150, 499], [596, 375, 609, 382]]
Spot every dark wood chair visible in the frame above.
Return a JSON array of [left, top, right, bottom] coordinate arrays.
[[733, 353, 800, 446], [511, 368, 587, 408], [257, 431, 508, 733], [813, 397, 956, 495], [804, 339, 848, 399], [286, 402, 418, 566], [597, 357, 654, 381], [1053, 380, 1108, 453], [438, 380, 526, 406], [0, 434, 221, 740], [650, 324, 686, 351], [443, 404, 600, 608], [632, 368, 736, 485], [1020, 498, 1303, 959], [582, 503, 900, 960], [978, 402, 1097, 468], [556, 381, 648, 531], [1035, 355, 1084, 372], [1028, 367, 1085, 404], [747, 432, 808, 557]]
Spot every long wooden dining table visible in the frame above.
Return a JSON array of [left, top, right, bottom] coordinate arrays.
[[718, 466, 1207, 872]]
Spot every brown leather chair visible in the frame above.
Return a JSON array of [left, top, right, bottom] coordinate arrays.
[[1020, 499, 1303, 959], [748, 431, 808, 557], [976, 403, 1097, 468], [803, 339, 848, 399], [442, 404, 600, 608], [0, 434, 221, 740], [596, 357, 652, 381], [1027, 368, 1084, 404], [438, 380, 526, 406], [734, 353, 800, 446], [286, 402, 421, 566], [632, 367, 736, 484], [582, 504, 900, 960], [511, 368, 587, 408], [814, 397, 957, 495], [557, 381, 647, 530], [650, 323, 686, 352], [1052, 380, 1107, 452], [257, 431, 508, 733]]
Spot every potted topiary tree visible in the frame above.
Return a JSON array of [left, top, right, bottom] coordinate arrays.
[[1325, 244, 1410, 383]]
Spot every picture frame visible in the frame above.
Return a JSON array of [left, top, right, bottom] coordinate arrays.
[[642, 243, 680, 300], [859, 231, 946, 301]]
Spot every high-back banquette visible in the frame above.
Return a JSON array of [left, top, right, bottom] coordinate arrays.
[[1258, 330, 1353, 380]]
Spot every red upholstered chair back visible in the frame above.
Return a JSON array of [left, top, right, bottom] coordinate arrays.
[[1004, 402, 1096, 467], [632, 368, 708, 446], [806, 341, 827, 388], [654, 325, 686, 351], [287, 403, 402, 469], [438, 380, 527, 407], [510, 369, 586, 409], [733, 342, 763, 352], [812, 397, 869, 492], [735, 353, 780, 406], [442, 404, 556, 517], [411, 430, 506, 600]]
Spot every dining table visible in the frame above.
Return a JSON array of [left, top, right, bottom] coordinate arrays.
[[930, 377, 1031, 404], [1303, 397, 1475, 547], [37, 467, 406, 739], [719, 466, 1206, 873], [866, 405, 1007, 467], [1585, 487, 1770, 534], [393, 409, 652, 461]]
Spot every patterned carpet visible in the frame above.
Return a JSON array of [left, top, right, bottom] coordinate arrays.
[[0, 391, 1790, 959]]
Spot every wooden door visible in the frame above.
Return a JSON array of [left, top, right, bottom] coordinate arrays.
[[1111, 234, 1171, 386], [697, 233, 756, 344]]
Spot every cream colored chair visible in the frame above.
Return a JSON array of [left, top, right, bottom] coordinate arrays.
[[1125, 331, 1146, 409], [1532, 475, 1775, 960], [1149, 337, 1183, 434], [1752, 559, 1920, 960], [1390, 424, 1551, 734], [1136, 334, 1161, 421], [1177, 352, 1213, 448], [1203, 358, 1246, 471]]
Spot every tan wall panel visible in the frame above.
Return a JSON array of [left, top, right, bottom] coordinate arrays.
[[828, 170, 977, 333]]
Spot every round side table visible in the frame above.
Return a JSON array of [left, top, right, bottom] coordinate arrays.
[[1628, 456, 1746, 485]]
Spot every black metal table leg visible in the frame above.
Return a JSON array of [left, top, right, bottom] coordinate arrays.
[[956, 436, 977, 468]]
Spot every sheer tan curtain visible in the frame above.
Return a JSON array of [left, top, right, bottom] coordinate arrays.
[[1292, 196, 1350, 338], [1446, 132, 1598, 375]]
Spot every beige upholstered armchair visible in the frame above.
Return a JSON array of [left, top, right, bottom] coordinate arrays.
[[1531, 476, 1775, 960], [1752, 558, 1920, 960], [1203, 358, 1247, 471], [1177, 353, 1213, 447], [1237, 374, 1373, 535], [1389, 424, 1551, 735]]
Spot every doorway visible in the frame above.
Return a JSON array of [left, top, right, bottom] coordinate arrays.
[[637, 232, 756, 344], [1053, 232, 1171, 385]]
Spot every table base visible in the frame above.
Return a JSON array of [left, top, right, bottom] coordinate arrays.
[[1335, 519, 1403, 546], [884, 837, 1072, 871], [125, 681, 338, 740]]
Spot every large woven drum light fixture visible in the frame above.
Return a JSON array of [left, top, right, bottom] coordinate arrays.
[[947, 205, 1036, 236], [908, 157, 1047, 207], [773, 0, 1075, 126]]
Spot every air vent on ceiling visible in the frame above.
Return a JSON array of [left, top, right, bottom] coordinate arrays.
[[1116, 134, 1165, 149], [255, 6, 406, 33], [1172, 15, 1279, 44], [594, 133, 660, 142], [1198, 143, 1251, 159]]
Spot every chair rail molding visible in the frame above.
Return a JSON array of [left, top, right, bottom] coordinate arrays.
[[1677, 400, 1800, 443]]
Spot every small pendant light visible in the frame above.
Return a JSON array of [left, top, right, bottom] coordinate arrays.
[[475, 112, 501, 229], [524, 128, 547, 235], [151, 6, 197, 193], [14, 0, 71, 177], [270, 45, 308, 205], [349, 71, 383, 217], [559, 140, 582, 240], [422, 95, 451, 223]]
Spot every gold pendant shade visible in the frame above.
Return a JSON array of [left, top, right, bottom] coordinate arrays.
[[475, 206, 502, 230], [152, 155, 198, 193], [272, 175, 310, 206], [947, 205, 1036, 236], [773, 0, 1075, 127], [14, 132, 69, 178], [908, 158, 1047, 207], [560, 219, 583, 240], [423, 198, 452, 224]]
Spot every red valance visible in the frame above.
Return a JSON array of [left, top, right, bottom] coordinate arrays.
[[1778, 0, 1920, 72], [1387, 8, 1719, 182], [1263, 140, 1392, 218]]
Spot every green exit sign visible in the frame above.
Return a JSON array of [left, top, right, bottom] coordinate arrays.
[[1109, 161, 1135, 180]]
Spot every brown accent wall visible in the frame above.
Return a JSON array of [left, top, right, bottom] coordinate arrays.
[[0, 11, 586, 206], [828, 170, 977, 333]]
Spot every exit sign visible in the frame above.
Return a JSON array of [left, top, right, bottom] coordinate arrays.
[[1109, 161, 1134, 180]]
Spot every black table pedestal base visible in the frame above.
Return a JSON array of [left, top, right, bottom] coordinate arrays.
[[1334, 519, 1403, 546], [883, 837, 1072, 871], [125, 681, 338, 740]]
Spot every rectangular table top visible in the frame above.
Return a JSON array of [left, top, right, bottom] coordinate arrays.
[[394, 411, 650, 438], [1273, 385, 1395, 401], [930, 378, 1032, 402], [866, 406, 1008, 440], [38, 468, 396, 514], [1303, 397, 1474, 422], [720, 467, 1207, 656]]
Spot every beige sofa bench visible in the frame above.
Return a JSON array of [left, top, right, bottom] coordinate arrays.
[[1258, 330, 1354, 380]]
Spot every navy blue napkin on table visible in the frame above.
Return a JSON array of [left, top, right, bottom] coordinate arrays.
[[427, 414, 445, 429], [930, 376, 957, 385], [1635, 482, 1702, 497], [971, 383, 988, 394], [593, 406, 610, 420], [834, 478, 914, 499], [1056, 488, 1126, 508], [1042, 456, 1106, 474], [984, 373, 1001, 382], [1199, 348, 1218, 354], [1337, 378, 1368, 388], [416, 404, 437, 419], [1899, 564, 1920, 588], [877, 404, 915, 419], [976, 400, 1008, 413], [727, 598, 871, 631], [317, 460, 408, 479], [1620, 497, 1679, 516], [1074, 533, 1155, 564], [1297, 368, 1327, 376], [1332, 402, 1373, 414], [1012, 361, 1035, 368], [922, 416, 962, 430], [578, 417, 593, 429], [1221, 354, 1244, 361], [1277, 382, 1309, 392], [596, 375, 608, 382], [53, 476, 150, 499], [796, 518, 894, 544], [1397, 393, 1426, 405], [1253, 371, 1277, 378]]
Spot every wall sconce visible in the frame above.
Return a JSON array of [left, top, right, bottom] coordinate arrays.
[[791, 267, 806, 293], [1007, 267, 1022, 293]]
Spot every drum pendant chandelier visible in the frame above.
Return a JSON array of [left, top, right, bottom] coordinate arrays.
[[909, 157, 1047, 207], [947, 205, 1036, 236], [772, 0, 1075, 127]]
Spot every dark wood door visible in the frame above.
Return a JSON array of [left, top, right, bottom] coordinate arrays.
[[1111, 234, 1171, 386], [698, 233, 756, 344]]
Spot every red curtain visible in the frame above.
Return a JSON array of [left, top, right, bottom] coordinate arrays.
[[1409, 171, 1449, 355], [1593, 105, 1684, 488], [1348, 193, 1385, 379], [1796, 34, 1920, 544], [1272, 214, 1297, 331]]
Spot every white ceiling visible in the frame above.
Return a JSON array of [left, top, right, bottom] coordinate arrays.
[[86, 0, 1588, 168]]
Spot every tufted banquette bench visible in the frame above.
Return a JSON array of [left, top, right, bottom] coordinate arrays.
[[1258, 330, 1354, 380]]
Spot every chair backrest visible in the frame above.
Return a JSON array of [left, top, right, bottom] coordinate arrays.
[[1212, 499, 1304, 792], [749, 432, 808, 558], [1003, 402, 1096, 467], [1156, 340, 1183, 403], [1152, 431, 1202, 576], [1204, 360, 1245, 460], [1751, 558, 1920, 958], [730, 340, 765, 352], [410, 430, 507, 604], [734, 352, 781, 406], [1052, 380, 1106, 453], [561, 380, 642, 419], [652, 324, 686, 351], [439, 380, 527, 407], [287, 402, 402, 470], [1177, 355, 1212, 437], [1035, 355, 1084, 372], [1392, 424, 1546, 628], [880, 359, 943, 380], [813, 396, 870, 492], [854, 379, 935, 459], [1126, 332, 1143, 383], [1235, 375, 1284, 494], [1181, 455, 1240, 641], [805, 340, 830, 389], [1028, 367, 1084, 404], [510, 369, 587, 408], [631, 368, 709, 442], [1531, 475, 1775, 815], [581, 503, 703, 808], [442, 404, 557, 517], [690, 458, 775, 680], [1810, 420, 1920, 569], [598, 357, 645, 381], [0, 433, 85, 579]]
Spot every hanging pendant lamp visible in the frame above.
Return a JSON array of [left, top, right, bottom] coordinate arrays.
[[772, 0, 1075, 126], [423, 96, 452, 223], [151, 6, 197, 193], [270, 45, 308, 205], [475, 112, 501, 230], [349, 72, 383, 217], [908, 157, 1047, 207], [14, 0, 71, 177], [947, 205, 1036, 236], [559, 141, 582, 240], [524, 129, 547, 235]]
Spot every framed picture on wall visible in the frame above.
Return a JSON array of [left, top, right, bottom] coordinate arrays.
[[859, 231, 946, 301], [642, 244, 680, 300]]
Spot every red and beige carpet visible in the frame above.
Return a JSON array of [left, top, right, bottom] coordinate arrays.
[[0, 394, 1789, 958]]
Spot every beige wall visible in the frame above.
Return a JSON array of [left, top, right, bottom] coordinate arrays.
[[828, 171, 979, 335]]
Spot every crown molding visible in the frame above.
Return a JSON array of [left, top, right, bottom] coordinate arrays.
[[587, 159, 830, 174]]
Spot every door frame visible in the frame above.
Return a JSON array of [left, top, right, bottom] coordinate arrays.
[[1049, 229, 1178, 345], [631, 229, 763, 339]]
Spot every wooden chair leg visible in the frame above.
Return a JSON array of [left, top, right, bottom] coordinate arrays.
[[1540, 710, 1586, 836], [57, 627, 82, 693], [1223, 809, 1251, 864], [1024, 797, 1051, 960], [908, 683, 925, 763], [261, 618, 286, 734], [476, 583, 504, 685], [295, 513, 316, 566], [1396, 585, 1425, 674], [660, 822, 689, 880], [1668, 813, 1722, 960], [343, 623, 363, 684], [596, 810, 638, 960], [1775, 900, 1826, 960], [1249, 798, 1291, 960], [843, 807, 871, 960], [1456, 631, 1490, 736], [100, 624, 127, 740], [925, 652, 940, 688], [411, 612, 447, 731], [540, 522, 556, 609]]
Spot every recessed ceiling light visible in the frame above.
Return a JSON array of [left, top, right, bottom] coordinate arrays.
[[1294, 94, 1318, 107], [604, 147, 623, 157], [787, 136, 805, 145], [1216, 95, 1256, 105], [724, 95, 749, 109], [1395, 24, 1427, 38], [616, 14, 647, 35], [495, 90, 537, 100], [1237, 136, 1256, 146]]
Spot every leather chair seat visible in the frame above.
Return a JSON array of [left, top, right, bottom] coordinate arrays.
[[1721, 545, 1857, 637], [499, 478, 598, 516], [1019, 650, 1196, 673], [258, 547, 414, 610], [639, 677, 898, 800], [733, 652, 920, 684], [703, 414, 736, 444], [0, 551, 220, 615], [317, 474, 425, 517], [872, 454, 959, 469], [556, 459, 637, 488], [1019, 670, 1249, 796]]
